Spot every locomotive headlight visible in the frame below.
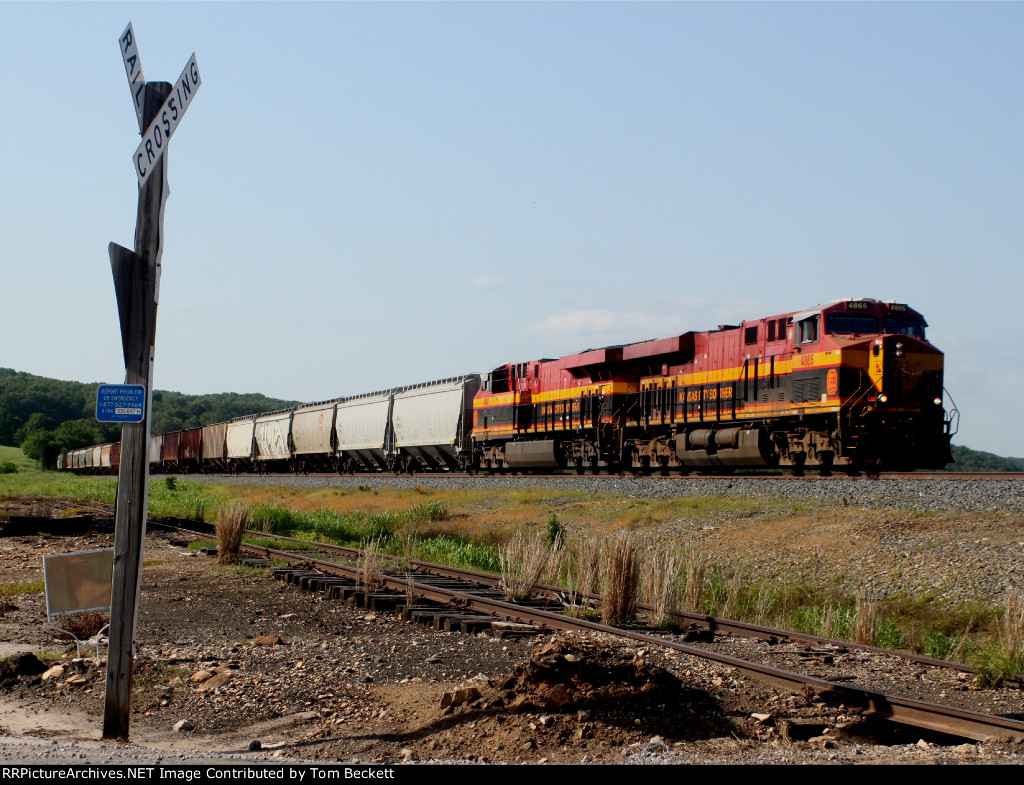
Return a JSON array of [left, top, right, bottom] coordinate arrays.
[[894, 341, 904, 358], [933, 397, 943, 406], [877, 393, 889, 404]]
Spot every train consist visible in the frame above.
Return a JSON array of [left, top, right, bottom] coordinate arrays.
[[59, 298, 955, 476]]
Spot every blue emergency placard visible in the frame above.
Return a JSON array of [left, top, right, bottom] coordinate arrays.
[[96, 384, 146, 423]]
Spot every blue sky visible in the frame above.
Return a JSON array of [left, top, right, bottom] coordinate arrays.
[[2, 2, 1022, 456]]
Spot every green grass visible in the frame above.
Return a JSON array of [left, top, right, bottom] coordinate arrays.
[[406, 534, 501, 573], [239, 499, 503, 573], [0, 445, 39, 473], [0, 469, 119, 505], [0, 580, 46, 595], [249, 502, 450, 544], [242, 535, 317, 551]]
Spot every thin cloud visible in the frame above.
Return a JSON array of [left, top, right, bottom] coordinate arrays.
[[519, 299, 779, 345], [472, 275, 504, 288]]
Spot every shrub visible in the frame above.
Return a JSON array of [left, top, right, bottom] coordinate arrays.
[[53, 611, 108, 642], [546, 513, 565, 548], [0, 462, 18, 474]]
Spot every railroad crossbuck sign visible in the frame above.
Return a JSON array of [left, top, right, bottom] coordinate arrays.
[[121, 41, 201, 188], [118, 23, 146, 130]]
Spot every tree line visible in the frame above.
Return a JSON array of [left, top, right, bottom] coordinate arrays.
[[0, 368, 299, 468], [946, 444, 1023, 472]]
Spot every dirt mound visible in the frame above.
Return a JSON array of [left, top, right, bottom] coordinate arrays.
[[444, 636, 736, 743], [507, 637, 680, 706], [0, 652, 47, 689]]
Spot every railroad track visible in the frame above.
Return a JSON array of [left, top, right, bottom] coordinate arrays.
[[138, 512, 1024, 744], [40, 500, 1024, 744]]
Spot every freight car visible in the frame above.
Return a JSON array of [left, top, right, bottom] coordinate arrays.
[[135, 376, 478, 476], [60, 298, 955, 476]]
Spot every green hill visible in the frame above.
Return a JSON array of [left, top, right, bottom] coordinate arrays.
[[945, 444, 1024, 472], [0, 368, 301, 467]]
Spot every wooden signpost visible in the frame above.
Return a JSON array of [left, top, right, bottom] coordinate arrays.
[[103, 23, 200, 741]]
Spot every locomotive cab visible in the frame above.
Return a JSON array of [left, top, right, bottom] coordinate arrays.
[[807, 299, 951, 469]]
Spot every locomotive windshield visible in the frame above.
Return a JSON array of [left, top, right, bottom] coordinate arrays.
[[826, 315, 878, 335], [882, 317, 926, 339]]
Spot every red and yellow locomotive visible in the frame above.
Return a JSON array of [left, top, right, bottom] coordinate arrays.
[[471, 298, 952, 474]]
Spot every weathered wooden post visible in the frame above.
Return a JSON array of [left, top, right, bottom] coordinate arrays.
[[102, 23, 200, 741]]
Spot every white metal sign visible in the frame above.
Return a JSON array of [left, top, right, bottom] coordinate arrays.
[[44, 549, 114, 617], [132, 53, 201, 188], [118, 22, 146, 131]]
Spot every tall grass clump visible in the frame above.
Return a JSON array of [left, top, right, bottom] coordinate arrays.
[[178, 491, 208, 522], [361, 537, 384, 590], [1000, 592, 1024, 670], [500, 531, 553, 601], [215, 503, 249, 564], [602, 533, 640, 626], [680, 548, 709, 614], [566, 537, 602, 594], [408, 501, 449, 523], [743, 580, 781, 626], [854, 594, 879, 646], [641, 543, 681, 626], [975, 593, 1024, 684], [561, 536, 602, 612], [705, 564, 742, 619]]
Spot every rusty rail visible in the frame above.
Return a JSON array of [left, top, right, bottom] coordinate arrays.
[[240, 540, 1024, 744], [70, 503, 1024, 742]]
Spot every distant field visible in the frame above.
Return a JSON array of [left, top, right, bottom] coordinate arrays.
[[0, 445, 39, 472]]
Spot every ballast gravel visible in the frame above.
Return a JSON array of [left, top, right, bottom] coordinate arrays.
[[186, 473, 1024, 514]]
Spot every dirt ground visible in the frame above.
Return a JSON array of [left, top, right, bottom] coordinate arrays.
[[2, 497, 1023, 765]]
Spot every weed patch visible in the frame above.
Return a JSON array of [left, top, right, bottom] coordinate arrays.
[[1, 581, 45, 596]]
